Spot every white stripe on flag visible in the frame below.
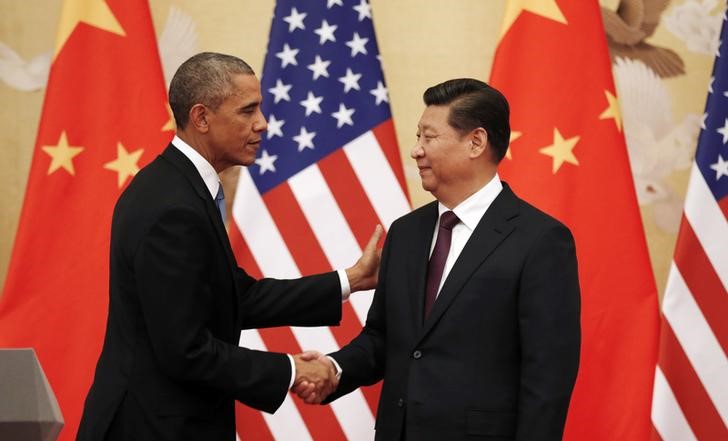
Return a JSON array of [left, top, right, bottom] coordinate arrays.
[[239, 329, 313, 441], [663, 263, 728, 424], [288, 164, 374, 324], [652, 366, 698, 441], [683, 163, 728, 290], [344, 131, 411, 230], [291, 327, 376, 441], [232, 170, 299, 278]]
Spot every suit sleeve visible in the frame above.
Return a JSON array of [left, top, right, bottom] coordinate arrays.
[[233, 269, 342, 330], [324, 225, 394, 402], [134, 206, 294, 413], [515, 223, 581, 441]]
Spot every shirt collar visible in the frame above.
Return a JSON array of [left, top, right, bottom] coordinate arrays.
[[438, 173, 503, 231], [172, 135, 220, 199]]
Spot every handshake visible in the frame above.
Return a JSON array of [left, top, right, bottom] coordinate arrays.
[[292, 351, 338, 404]]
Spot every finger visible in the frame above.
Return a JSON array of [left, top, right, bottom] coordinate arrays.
[[364, 225, 383, 254], [299, 350, 322, 361]]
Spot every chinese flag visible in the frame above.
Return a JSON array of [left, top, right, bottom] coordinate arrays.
[[490, 1, 659, 440], [0, 0, 172, 439]]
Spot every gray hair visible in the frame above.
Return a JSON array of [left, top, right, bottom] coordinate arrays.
[[169, 52, 255, 129]]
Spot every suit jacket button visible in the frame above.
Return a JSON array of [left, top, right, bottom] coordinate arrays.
[[412, 350, 422, 359], [397, 398, 404, 408]]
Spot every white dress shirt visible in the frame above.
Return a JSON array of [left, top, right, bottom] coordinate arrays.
[[431, 173, 503, 298], [172, 136, 351, 388]]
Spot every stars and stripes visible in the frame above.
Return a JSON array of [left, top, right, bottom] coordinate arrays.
[[651, 13, 728, 441], [229, 1, 409, 440]]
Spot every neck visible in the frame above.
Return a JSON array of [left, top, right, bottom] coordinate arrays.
[[176, 130, 222, 173], [435, 170, 496, 209]]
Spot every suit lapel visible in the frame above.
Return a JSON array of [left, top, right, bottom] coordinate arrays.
[[418, 184, 520, 341], [160, 145, 238, 271], [408, 202, 439, 332]]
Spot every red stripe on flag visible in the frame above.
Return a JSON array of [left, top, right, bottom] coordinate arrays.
[[673, 217, 728, 354], [650, 427, 663, 441], [719, 197, 728, 219], [258, 327, 348, 441], [658, 321, 728, 440], [318, 149, 382, 250], [373, 119, 409, 199], [236, 403, 275, 441], [229, 221, 264, 279]]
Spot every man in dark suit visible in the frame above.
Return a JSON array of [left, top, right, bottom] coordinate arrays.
[[296, 79, 581, 440], [76, 52, 381, 441]]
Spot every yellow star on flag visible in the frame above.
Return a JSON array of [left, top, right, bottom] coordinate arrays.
[[505, 130, 522, 160], [104, 142, 144, 187], [41, 131, 84, 176], [500, 0, 568, 38], [162, 103, 176, 132], [599, 90, 622, 132], [55, 0, 126, 57], [539, 128, 580, 174]]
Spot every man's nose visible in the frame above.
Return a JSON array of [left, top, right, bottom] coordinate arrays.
[[411, 143, 424, 159]]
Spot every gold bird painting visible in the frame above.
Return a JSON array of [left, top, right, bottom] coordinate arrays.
[[601, 0, 686, 77]]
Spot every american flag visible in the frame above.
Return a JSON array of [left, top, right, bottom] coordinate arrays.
[[650, 12, 728, 441], [228, 1, 410, 439]]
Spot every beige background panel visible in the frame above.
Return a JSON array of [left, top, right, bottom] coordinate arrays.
[[0, 0, 716, 301]]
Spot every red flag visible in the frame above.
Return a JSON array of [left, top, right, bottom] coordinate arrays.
[[490, 1, 659, 439], [0, 0, 172, 439]]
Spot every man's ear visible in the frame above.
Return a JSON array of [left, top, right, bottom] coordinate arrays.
[[188, 104, 210, 133], [468, 127, 488, 159]]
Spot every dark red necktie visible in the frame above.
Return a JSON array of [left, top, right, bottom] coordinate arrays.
[[424, 211, 460, 320]]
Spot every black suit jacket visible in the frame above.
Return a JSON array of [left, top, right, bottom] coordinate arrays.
[[328, 183, 580, 441], [77, 145, 342, 441]]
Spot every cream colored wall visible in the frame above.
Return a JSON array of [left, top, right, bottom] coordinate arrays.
[[0, 0, 715, 300]]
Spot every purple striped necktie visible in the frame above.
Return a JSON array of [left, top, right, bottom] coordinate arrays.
[[424, 210, 460, 320]]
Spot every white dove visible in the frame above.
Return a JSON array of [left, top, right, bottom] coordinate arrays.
[[612, 57, 700, 233], [0, 6, 198, 92], [157, 6, 199, 89], [0, 42, 51, 91]]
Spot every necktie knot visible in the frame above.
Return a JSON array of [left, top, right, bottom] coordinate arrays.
[[215, 183, 226, 224], [439, 211, 459, 231]]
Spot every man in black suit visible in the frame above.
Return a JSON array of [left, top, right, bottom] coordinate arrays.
[[77, 52, 381, 441], [297, 79, 581, 440]]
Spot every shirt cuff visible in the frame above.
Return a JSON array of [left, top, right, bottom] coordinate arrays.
[[287, 354, 296, 389], [327, 356, 343, 380], [337, 269, 351, 301]]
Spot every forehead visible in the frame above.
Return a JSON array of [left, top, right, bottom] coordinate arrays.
[[227, 73, 262, 102], [418, 105, 452, 130]]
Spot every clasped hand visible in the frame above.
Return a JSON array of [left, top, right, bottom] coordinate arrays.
[[292, 351, 337, 404]]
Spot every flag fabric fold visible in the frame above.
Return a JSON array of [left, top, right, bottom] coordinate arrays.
[[229, 1, 409, 439], [0, 0, 172, 439], [489, 1, 660, 439], [650, 12, 728, 441]]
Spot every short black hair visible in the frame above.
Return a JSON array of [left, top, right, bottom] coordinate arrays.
[[169, 52, 255, 130], [423, 78, 510, 162]]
